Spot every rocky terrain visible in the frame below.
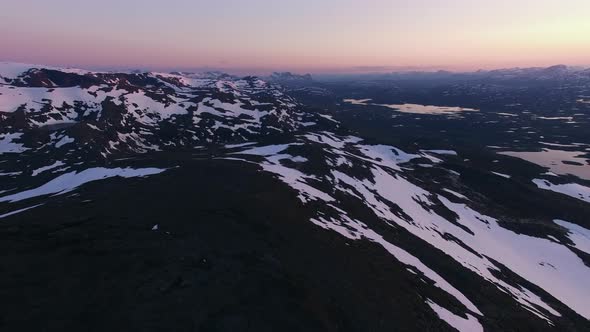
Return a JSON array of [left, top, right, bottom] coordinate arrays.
[[1, 63, 590, 331]]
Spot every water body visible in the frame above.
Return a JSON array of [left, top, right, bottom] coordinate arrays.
[[343, 99, 478, 115], [500, 148, 590, 180], [343, 98, 372, 105]]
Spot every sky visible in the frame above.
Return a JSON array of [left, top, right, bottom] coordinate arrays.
[[1, 0, 589, 74]]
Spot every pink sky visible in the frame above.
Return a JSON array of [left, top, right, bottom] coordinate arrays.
[[1, 0, 589, 74]]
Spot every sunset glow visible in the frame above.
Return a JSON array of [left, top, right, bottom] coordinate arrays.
[[1, 0, 589, 73]]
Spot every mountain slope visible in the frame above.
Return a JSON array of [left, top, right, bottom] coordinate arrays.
[[1, 63, 589, 331]]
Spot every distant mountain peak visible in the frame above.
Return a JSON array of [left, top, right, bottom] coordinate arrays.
[[269, 71, 313, 81]]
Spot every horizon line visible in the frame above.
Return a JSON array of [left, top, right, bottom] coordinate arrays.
[[2, 60, 589, 77]]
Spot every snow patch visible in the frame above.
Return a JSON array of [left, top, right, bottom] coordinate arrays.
[[0, 133, 28, 154], [554, 220, 590, 255], [0, 204, 44, 219], [54, 136, 75, 148], [491, 171, 511, 179], [0, 167, 166, 203], [427, 299, 483, 332], [533, 179, 590, 203], [32, 161, 66, 176]]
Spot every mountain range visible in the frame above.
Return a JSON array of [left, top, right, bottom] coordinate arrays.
[[1, 62, 590, 332]]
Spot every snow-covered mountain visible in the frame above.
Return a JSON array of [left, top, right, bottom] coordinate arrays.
[[1, 63, 590, 331], [0, 62, 319, 157]]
